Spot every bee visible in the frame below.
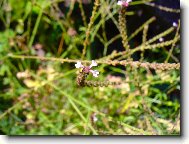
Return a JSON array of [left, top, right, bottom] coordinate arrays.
[[76, 68, 88, 87]]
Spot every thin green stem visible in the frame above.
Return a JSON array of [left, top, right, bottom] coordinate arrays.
[[165, 21, 180, 62], [28, 8, 43, 48]]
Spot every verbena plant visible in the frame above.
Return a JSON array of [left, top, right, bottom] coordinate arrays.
[[0, 0, 180, 135]]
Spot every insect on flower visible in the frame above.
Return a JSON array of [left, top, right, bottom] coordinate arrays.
[[117, 0, 132, 7], [75, 60, 99, 77]]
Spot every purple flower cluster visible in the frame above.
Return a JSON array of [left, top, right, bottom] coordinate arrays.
[[75, 60, 99, 77], [117, 0, 132, 7]]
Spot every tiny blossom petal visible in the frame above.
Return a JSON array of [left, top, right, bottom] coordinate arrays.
[[75, 61, 84, 68], [117, 0, 132, 7], [117, 1, 123, 6], [173, 22, 178, 27], [93, 116, 98, 122], [89, 60, 98, 68], [122, 2, 129, 7], [127, 0, 132, 3], [159, 37, 164, 42], [90, 70, 99, 77]]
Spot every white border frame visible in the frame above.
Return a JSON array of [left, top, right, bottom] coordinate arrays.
[[0, 1, 188, 144]]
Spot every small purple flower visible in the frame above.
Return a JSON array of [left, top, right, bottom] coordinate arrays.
[[173, 22, 178, 27], [75, 60, 99, 77], [117, 0, 132, 7], [75, 61, 84, 68], [159, 37, 164, 42], [90, 60, 97, 68], [90, 70, 99, 77], [91, 113, 98, 122]]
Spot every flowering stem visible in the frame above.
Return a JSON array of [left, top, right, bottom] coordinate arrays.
[[165, 20, 180, 63], [145, 2, 180, 13], [81, 0, 100, 60], [9, 54, 180, 70], [119, 8, 130, 52], [78, 0, 87, 27]]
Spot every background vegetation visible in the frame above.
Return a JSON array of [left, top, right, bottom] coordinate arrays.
[[0, 0, 180, 135]]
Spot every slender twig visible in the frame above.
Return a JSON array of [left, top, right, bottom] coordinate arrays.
[[81, 0, 100, 59], [140, 25, 149, 61], [165, 20, 180, 62], [145, 2, 180, 13], [67, 0, 75, 18], [119, 8, 130, 51], [128, 17, 156, 41], [8, 54, 180, 70], [28, 8, 43, 48], [78, 0, 87, 27], [57, 32, 64, 56]]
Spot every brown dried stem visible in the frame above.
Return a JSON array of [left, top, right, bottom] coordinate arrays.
[[9, 54, 180, 70]]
